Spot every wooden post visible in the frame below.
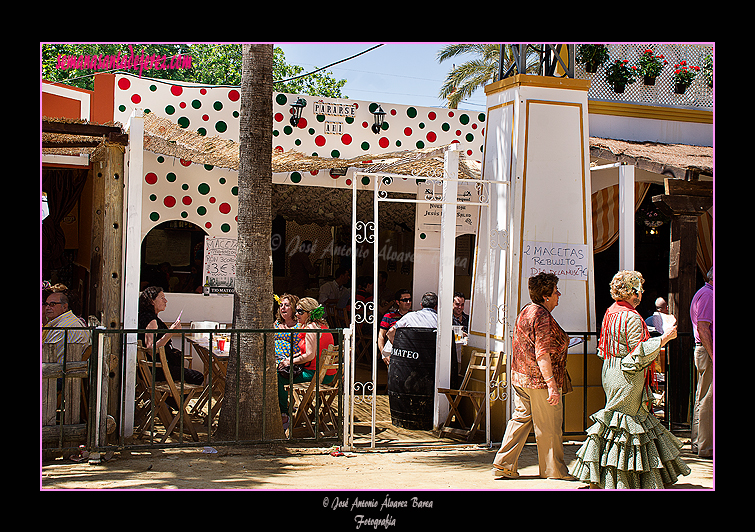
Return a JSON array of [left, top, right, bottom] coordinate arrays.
[[652, 178, 712, 429], [90, 143, 125, 440]]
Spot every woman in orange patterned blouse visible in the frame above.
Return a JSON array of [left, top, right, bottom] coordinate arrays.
[[492, 272, 576, 481]]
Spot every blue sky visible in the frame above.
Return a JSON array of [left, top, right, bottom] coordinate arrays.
[[277, 42, 488, 112]]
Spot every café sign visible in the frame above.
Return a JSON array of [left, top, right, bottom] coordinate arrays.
[[313, 100, 357, 118]]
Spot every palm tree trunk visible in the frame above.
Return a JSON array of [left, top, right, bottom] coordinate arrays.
[[216, 43, 283, 441]]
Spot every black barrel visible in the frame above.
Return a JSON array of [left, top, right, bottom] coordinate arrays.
[[387, 327, 437, 430]]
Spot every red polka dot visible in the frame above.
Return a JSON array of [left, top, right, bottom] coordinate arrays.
[[404, 127, 413, 136], [205, 222, 212, 229], [131, 93, 141, 104], [145, 172, 157, 185], [171, 85, 183, 96], [362, 121, 369, 128], [200, 88, 207, 95], [202, 114, 209, 121], [179, 101, 186, 109], [274, 113, 284, 122], [118, 78, 131, 90], [180, 159, 192, 166], [379, 137, 390, 148], [209, 197, 216, 204], [219, 203, 231, 214], [296, 117, 307, 129], [341, 134, 352, 145], [448, 111, 455, 117], [164, 196, 176, 208], [455, 130, 462, 136], [426, 132, 437, 142], [228, 90, 240, 101], [390, 109, 397, 115], [315, 135, 326, 147], [345, 179, 352, 186], [428, 111, 436, 120], [274, 146, 284, 152], [182, 196, 192, 205]]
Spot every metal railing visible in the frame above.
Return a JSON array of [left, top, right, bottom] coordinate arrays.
[[42, 326, 345, 455]]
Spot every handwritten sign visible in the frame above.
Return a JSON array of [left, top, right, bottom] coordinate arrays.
[[203, 236, 236, 293], [417, 182, 480, 236], [522, 240, 588, 281]]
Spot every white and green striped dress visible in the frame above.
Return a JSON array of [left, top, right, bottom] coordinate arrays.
[[571, 306, 691, 488]]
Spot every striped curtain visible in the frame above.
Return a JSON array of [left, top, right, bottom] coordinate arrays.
[[696, 209, 713, 275], [592, 183, 651, 254]]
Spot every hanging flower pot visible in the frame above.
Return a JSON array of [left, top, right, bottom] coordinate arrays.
[[673, 61, 699, 95], [613, 82, 627, 93], [576, 44, 609, 74], [674, 82, 688, 94], [586, 61, 599, 73], [605, 59, 636, 94], [637, 49, 666, 87], [643, 75, 656, 86]]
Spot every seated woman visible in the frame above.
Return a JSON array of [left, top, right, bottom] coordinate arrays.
[[138, 286, 204, 385], [273, 293, 300, 366], [277, 297, 336, 428]]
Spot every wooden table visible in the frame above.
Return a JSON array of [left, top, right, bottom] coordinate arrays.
[[186, 336, 229, 421]]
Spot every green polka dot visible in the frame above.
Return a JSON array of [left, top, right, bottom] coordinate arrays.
[[192, 99, 202, 109], [213, 101, 223, 111], [197, 206, 207, 216], [345, 117, 354, 124], [157, 156, 165, 163], [221, 223, 231, 233], [118, 104, 126, 113], [284, 125, 293, 135], [442, 123, 450, 132], [165, 105, 175, 115], [395, 140, 402, 147], [416, 140, 425, 149], [276, 94, 288, 105], [407, 107, 417, 118], [198, 183, 211, 195], [232, 186, 238, 196], [205, 164, 214, 171], [215, 121, 227, 133], [177, 116, 190, 128], [181, 211, 188, 218], [233, 111, 239, 118], [466, 133, 474, 142], [219, 177, 226, 184], [291, 172, 302, 183], [419, 122, 425, 129], [459, 114, 470, 125], [361, 141, 370, 151], [361, 176, 370, 186], [150, 212, 160, 222], [420, 233, 426, 239], [167, 173, 177, 182], [331, 149, 340, 158], [197, 128, 207, 136], [273, 130, 279, 137], [316, 115, 326, 122], [149, 194, 157, 201], [181, 183, 189, 190], [295, 139, 302, 146], [150, 85, 158, 92], [478, 113, 486, 122], [308, 128, 315, 135]]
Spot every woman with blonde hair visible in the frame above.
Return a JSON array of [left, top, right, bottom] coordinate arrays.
[[277, 297, 337, 428], [273, 293, 300, 365], [571, 270, 690, 488]]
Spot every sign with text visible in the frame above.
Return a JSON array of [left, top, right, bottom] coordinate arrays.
[[522, 240, 589, 281], [203, 236, 236, 293], [417, 181, 480, 236]]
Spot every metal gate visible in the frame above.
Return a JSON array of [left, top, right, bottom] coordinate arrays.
[[342, 144, 512, 451]]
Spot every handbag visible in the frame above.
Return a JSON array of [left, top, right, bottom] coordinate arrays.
[[277, 361, 304, 380]]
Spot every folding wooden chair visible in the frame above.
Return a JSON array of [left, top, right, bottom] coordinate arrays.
[[136, 344, 202, 442], [288, 345, 341, 438], [438, 350, 502, 442]]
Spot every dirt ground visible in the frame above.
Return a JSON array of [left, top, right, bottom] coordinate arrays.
[[41, 439, 713, 492]]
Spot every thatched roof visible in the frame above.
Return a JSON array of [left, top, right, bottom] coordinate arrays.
[[589, 137, 713, 179], [141, 112, 482, 179]]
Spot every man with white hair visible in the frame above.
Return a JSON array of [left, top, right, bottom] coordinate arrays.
[[690, 267, 713, 459]]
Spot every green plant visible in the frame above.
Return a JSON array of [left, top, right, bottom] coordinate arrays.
[[605, 59, 637, 86], [637, 49, 667, 78], [673, 60, 700, 89], [703, 54, 713, 87], [576, 44, 609, 66]]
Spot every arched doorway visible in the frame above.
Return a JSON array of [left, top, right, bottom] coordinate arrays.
[[140, 220, 208, 294]]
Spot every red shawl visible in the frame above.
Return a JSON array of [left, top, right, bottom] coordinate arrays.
[[598, 300, 655, 394], [598, 300, 650, 360]]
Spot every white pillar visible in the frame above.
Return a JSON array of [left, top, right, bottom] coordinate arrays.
[[121, 109, 144, 438], [618, 164, 635, 271], [435, 145, 459, 429]]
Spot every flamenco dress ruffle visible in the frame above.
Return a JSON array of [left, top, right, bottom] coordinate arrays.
[[572, 405, 691, 489]]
